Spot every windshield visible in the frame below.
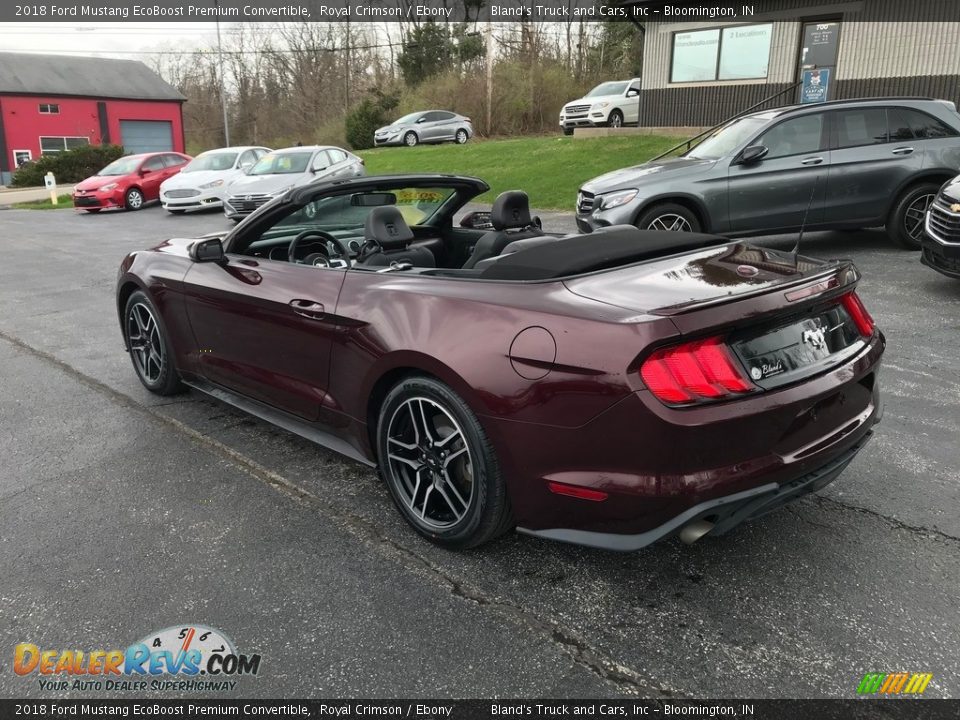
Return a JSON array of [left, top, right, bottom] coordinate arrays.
[[247, 152, 312, 176], [586, 82, 628, 98], [183, 152, 238, 172], [686, 115, 771, 159], [99, 157, 142, 176], [393, 113, 423, 125]]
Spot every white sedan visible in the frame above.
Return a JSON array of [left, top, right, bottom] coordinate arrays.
[[160, 146, 272, 214]]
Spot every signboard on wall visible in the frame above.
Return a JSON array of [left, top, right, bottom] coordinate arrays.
[[801, 68, 831, 103]]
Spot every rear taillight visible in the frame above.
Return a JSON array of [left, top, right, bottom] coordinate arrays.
[[640, 336, 754, 406], [841, 291, 875, 337]]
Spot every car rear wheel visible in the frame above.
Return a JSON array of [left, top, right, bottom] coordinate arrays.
[[608, 110, 624, 128], [377, 376, 513, 549], [455, 129, 469, 145], [125, 188, 144, 211], [636, 203, 701, 233], [124, 290, 183, 396], [562, 127, 574, 136], [888, 182, 939, 249], [404, 131, 419, 147]]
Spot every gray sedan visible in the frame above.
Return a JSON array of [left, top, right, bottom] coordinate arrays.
[[374, 111, 473, 147], [223, 145, 365, 222]]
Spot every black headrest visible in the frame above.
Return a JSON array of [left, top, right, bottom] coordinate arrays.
[[364, 206, 414, 250], [491, 191, 532, 231]]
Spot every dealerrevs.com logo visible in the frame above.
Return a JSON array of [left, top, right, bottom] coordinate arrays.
[[14, 625, 261, 692]]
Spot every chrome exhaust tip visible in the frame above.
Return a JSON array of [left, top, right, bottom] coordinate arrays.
[[679, 520, 715, 545]]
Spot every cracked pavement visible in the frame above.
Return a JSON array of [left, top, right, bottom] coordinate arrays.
[[0, 205, 958, 699]]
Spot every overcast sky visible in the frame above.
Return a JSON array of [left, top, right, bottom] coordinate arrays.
[[0, 22, 228, 58]]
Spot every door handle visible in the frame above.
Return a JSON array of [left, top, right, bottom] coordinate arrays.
[[891, 146, 914, 155], [289, 299, 325, 319], [801, 156, 824, 165]]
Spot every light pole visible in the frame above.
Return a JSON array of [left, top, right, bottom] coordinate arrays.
[[215, 3, 230, 145]]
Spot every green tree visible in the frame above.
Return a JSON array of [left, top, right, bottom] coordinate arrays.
[[344, 89, 400, 150], [397, 21, 484, 86]]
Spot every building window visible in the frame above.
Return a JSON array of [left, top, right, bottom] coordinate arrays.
[[39, 136, 90, 155], [38, 103, 60, 114], [671, 24, 773, 83]]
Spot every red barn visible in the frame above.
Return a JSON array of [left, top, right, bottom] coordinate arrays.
[[0, 52, 186, 185]]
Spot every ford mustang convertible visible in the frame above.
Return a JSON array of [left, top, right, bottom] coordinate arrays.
[[116, 174, 884, 550]]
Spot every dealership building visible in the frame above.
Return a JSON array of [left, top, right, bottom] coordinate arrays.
[[636, 0, 960, 129], [0, 52, 185, 185]]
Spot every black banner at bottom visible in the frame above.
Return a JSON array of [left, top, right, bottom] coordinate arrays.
[[1, 699, 957, 720]]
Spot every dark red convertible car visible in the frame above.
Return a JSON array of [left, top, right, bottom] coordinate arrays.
[[116, 175, 884, 550]]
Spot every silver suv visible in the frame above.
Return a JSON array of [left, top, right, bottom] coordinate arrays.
[[577, 98, 960, 248]]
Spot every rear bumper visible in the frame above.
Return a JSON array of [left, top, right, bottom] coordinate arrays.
[[921, 236, 960, 280], [489, 333, 883, 548], [520, 431, 873, 551]]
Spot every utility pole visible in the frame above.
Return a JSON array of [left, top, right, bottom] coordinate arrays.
[[215, 3, 230, 145], [485, 22, 494, 136]]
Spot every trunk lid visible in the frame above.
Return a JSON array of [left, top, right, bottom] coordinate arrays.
[[563, 243, 844, 317]]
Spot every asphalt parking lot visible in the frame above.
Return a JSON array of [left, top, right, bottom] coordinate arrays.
[[1, 203, 959, 699]]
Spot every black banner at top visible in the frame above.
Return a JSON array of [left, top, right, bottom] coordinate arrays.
[[0, 1, 859, 24]]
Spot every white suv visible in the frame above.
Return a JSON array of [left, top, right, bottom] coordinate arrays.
[[559, 78, 641, 135]]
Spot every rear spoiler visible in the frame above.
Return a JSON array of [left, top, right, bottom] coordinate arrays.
[[651, 261, 858, 316]]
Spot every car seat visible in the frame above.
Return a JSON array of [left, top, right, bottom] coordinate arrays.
[[462, 191, 544, 269], [358, 205, 436, 268]]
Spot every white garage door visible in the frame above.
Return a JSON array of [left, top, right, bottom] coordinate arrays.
[[119, 120, 174, 154]]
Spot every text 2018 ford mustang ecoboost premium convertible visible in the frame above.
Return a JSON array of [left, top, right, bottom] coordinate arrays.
[[116, 175, 884, 551]]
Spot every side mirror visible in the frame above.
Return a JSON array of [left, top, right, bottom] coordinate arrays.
[[311, 163, 328, 173], [190, 238, 226, 264], [459, 210, 493, 230], [416, 117, 427, 124], [240, 161, 253, 171], [139, 168, 151, 176], [626, 89, 639, 98], [738, 145, 769, 165]]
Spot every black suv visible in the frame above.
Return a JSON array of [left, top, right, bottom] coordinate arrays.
[[577, 97, 960, 248]]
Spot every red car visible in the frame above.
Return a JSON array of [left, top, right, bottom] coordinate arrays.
[[74, 152, 191, 213], [115, 175, 884, 550]]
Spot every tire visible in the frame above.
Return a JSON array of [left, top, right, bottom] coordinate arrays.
[[608, 110, 624, 129], [167, 209, 186, 215], [123, 290, 183, 396], [887, 182, 939, 249], [562, 127, 574, 136], [377, 376, 513, 549], [635, 202, 701, 233], [124, 188, 144, 211], [404, 131, 419, 148], [455, 129, 469, 145]]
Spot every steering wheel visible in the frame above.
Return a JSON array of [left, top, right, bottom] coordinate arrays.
[[287, 230, 352, 269]]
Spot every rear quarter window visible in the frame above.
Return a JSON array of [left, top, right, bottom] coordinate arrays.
[[902, 108, 958, 138]]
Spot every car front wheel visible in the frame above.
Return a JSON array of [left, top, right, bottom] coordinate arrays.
[[377, 376, 513, 549], [608, 110, 624, 128], [124, 290, 183, 396], [635, 203, 701, 233], [125, 188, 144, 211], [404, 131, 419, 147], [888, 182, 939, 249]]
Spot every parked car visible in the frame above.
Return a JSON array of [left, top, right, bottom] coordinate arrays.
[[577, 97, 960, 249], [559, 78, 641, 135], [222, 146, 364, 222], [116, 174, 883, 551], [921, 174, 960, 279], [73, 152, 191, 213], [374, 111, 473, 147], [160, 146, 271, 214]]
